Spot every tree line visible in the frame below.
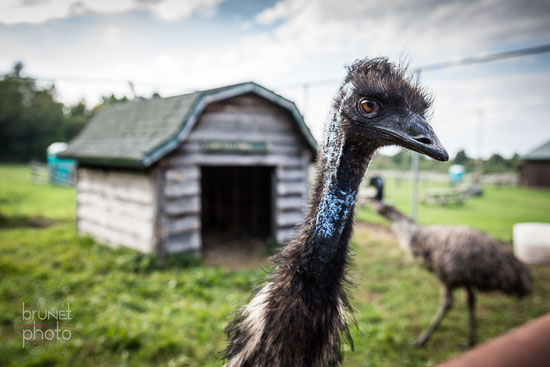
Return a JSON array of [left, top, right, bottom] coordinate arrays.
[[0, 62, 130, 162], [370, 148, 522, 174]]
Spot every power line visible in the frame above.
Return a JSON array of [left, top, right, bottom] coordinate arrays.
[[417, 43, 550, 72], [277, 43, 550, 91]]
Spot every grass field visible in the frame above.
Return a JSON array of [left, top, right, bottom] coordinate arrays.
[[1, 165, 549, 367]]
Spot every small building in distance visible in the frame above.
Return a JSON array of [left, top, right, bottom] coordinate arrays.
[[519, 138, 550, 188], [47, 142, 76, 186], [61, 82, 317, 255]]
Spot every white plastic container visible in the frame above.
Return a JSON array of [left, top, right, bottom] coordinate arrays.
[[513, 223, 550, 265]]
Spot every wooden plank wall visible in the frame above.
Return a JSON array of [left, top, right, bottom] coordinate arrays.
[[76, 167, 157, 253], [161, 93, 312, 253], [160, 165, 201, 253], [520, 161, 550, 188]]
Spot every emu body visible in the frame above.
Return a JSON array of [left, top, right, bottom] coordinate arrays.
[[369, 180, 532, 348], [223, 58, 448, 367]]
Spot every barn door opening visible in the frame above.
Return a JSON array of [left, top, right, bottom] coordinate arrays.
[[200, 166, 274, 262]]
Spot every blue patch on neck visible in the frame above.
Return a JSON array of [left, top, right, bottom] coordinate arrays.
[[315, 106, 357, 239], [315, 184, 357, 239]]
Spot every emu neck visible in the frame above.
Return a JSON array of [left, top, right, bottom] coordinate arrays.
[[317, 142, 371, 237], [372, 201, 419, 258], [302, 132, 375, 276]]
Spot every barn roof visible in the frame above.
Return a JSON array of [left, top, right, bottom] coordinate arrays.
[[523, 138, 550, 161], [61, 82, 317, 167]]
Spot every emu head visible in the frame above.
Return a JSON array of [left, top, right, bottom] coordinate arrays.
[[369, 176, 384, 201], [334, 57, 448, 162]]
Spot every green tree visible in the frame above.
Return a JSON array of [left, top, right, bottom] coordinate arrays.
[[65, 101, 91, 140], [91, 94, 129, 114], [453, 149, 469, 165], [0, 62, 67, 162], [484, 153, 508, 173], [0, 62, 137, 162], [508, 153, 522, 171]]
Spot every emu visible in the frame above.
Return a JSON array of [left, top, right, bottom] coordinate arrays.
[[368, 176, 532, 348], [222, 58, 448, 367]]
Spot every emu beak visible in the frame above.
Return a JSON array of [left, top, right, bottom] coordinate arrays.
[[392, 114, 448, 162]]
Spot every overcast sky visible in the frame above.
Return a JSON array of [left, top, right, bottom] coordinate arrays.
[[1, 0, 550, 158]]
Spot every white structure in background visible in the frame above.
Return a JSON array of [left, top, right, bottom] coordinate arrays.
[[513, 223, 550, 265], [46, 142, 76, 186], [448, 164, 465, 185]]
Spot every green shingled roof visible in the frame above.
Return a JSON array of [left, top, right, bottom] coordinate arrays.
[[523, 139, 550, 161], [61, 82, 317, 167]]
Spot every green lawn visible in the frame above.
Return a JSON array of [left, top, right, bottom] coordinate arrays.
[[1, 165, 549, 367]]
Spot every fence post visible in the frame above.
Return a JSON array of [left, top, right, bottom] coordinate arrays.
[[410, 69, 422, 220]]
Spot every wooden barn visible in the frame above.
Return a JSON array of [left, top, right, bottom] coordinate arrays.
[[519, 138, 550, 188], [61, 82, 317, 255]]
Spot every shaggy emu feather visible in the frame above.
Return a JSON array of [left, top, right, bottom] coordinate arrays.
[[369, 177, 532, 348], [222, 58, 448, 367]]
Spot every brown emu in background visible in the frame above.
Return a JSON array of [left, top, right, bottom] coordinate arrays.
[[222, 58, 449, 367], [369, 177, 532, 348]]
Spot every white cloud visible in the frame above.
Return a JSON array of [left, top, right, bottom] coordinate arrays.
[[254, 0, 550, 60], [147, 0, 222, 22], [0, 0, 224, 24], [78, 0, 136, 14], [101, 25, 122, 47], [0, 0, 75, 25], [255, 0, 306, 25]]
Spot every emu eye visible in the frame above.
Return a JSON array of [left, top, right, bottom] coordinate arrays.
[[359, 99, 380, 117]]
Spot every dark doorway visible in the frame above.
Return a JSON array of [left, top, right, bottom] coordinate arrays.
[[201, 166, 273, 238]]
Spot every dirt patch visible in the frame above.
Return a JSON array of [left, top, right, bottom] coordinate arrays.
[[356, 221, 393, 234], [201, 232, 271, 270], [201, 222, 395, 270], [355, 221, 397, 242], [27, 216, 57, 228], [0, 215, 57, 229]]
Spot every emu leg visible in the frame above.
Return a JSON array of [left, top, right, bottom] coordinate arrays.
[[413, 286, 453, 347], [465, 287, 476, 347]]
